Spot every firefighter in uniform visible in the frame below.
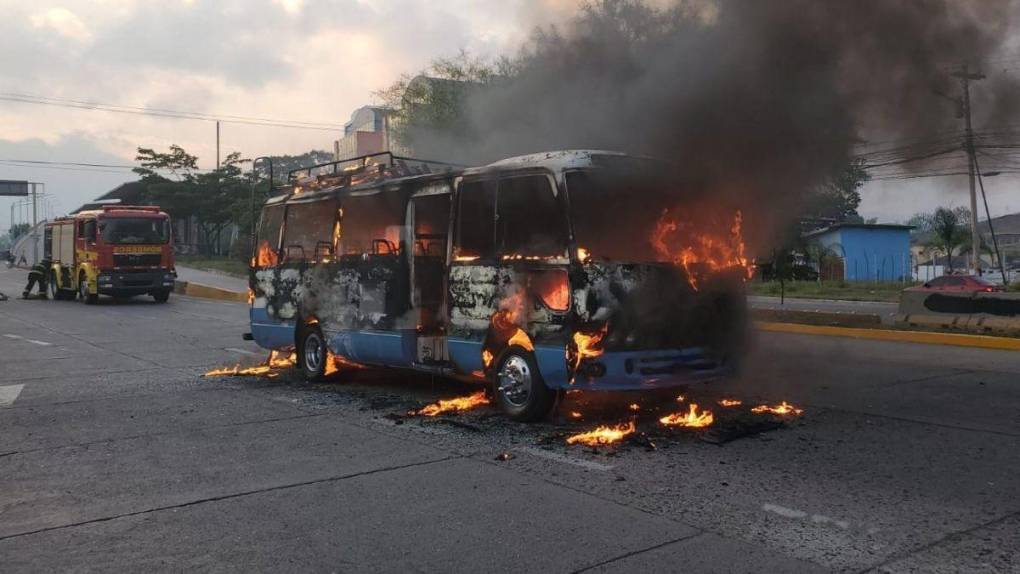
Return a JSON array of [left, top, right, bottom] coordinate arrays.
[[23, 258, 52, 299]]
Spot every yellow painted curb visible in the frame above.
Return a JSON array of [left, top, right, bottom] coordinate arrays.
[[174, 280, 248, 303], [756, 321, 1020, 351]]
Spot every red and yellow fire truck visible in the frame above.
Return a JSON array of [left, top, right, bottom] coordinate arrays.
[[44, 206, 176, 303]]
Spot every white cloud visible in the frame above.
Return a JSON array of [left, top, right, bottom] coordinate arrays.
[[274, 0, 304, 14], [31, 7, 92, 43]]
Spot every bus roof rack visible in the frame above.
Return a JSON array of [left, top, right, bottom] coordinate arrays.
[[285, 152, 463, 193], [101, 205, 162, 213]]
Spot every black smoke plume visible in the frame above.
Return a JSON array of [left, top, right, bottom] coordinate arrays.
[[399, 0, 1019, 246]]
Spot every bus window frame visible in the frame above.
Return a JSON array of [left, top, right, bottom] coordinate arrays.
[[255, 199, 288, 264], [494, 171, 567, 261], [409, 180, 455, 265], [280, 194, 341, 264]]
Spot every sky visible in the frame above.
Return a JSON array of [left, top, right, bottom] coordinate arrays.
[[0, 0, 1017, 234]]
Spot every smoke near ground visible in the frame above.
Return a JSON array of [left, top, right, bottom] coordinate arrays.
[[397, 0, 1019, 245]]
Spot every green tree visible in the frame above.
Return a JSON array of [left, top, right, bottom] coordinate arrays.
[[912, 207, 970, 272], [8, 223, 30, 243], [133, 144, 198, 182], [809, 157, 869, 222], [134, 146, 251, 255], [377, 51, 509, 152]]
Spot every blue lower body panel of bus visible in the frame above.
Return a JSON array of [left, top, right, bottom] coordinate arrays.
[[450, 337, 727, 391], [327, 329, 415, 367], [250, 308, 295, 350], [548, 347, 730, 391]]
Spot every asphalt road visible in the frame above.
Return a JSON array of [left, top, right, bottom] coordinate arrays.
[[1, 265, 1019, 573]]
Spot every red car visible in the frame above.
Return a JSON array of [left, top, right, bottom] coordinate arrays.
[[909, 275, 1005, 293]]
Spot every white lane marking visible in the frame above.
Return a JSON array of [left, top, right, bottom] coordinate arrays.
[[762, 503, 850, 529], [517, 446, 614, 471], [225, 348, 258, 356], [0, 384, 24, 407], [3, 334, 51, 346]]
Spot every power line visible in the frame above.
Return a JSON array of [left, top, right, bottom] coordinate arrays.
[[0, 92, 346, 132], [0, 158, 214, 175]]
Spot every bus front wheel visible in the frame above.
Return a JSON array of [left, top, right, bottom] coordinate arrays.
[[493, 346, 555, 422]]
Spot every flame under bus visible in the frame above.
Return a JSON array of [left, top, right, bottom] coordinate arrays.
[[248, 151, 748, 420]]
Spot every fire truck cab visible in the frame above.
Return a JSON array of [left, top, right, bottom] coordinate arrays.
[[45, 206, 176, 304]]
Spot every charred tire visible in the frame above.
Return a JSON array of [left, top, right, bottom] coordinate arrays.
[[152, 290, 171, 303], [298, 325, 327, 381], [492, 346, 555, 422], [78, 273, 98, 305]]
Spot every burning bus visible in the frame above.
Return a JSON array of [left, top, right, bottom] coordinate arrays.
[[248, 150, 749, 421]]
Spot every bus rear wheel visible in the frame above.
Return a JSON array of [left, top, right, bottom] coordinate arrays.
[[493, 346, 555, 422], [298, 325, 327, 381]]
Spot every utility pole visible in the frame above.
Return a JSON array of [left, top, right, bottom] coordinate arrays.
[[31, 183, 37, 263], [213, 119, 219, 168], [953, 64, 985, 275]]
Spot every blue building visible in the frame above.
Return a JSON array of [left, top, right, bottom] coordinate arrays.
[[803, 223, 913, 281]]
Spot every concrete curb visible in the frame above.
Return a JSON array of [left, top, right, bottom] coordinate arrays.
[[173, 280, 248, 303], [757, 321, 1020, 351], [751, 308, 882, 328]]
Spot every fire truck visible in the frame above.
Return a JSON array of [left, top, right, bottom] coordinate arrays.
[[44, 206, 177, 303]]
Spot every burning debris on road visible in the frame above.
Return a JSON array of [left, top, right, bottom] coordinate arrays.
[[566, 421, 637, 447], [204, 349, 357, 379], [413, 391, 491, 417], [560, 394, 804, 449], [659, 403, 715, 428], [751, 401, 805, 416], [204, 351, 297, 378]]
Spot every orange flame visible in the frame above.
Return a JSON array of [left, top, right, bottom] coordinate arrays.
[[751, 401, 804, 416], [253, 240, 279, 268], [577, 247, 590, 263], [491, 294, 534, 352], [718, 399, 742, 407], [482, 349, 494, 368], [566, 421, 636, 446], [416, 391, 490, 417], [569, 324, 608, 371], [651, 208, 752, 290], [507, 328, 534, 351], [659, 403, 714, 428], [628, 403, 641, 411], [205, 350, 295, 377], [569, 411, 583, 419]]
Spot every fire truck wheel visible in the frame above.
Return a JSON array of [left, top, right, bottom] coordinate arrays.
[[493, 346, 555, 422], [298, 325, 327, 381], [153, 290, 171, 303], [78, 273, 98, 305]]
